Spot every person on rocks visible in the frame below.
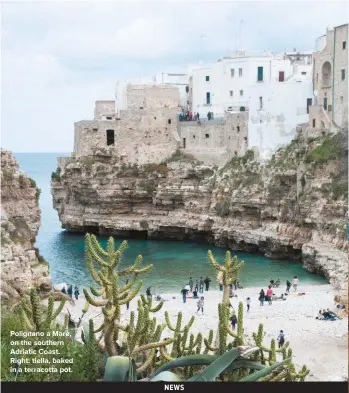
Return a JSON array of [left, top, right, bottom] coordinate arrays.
[[286, 280, 291, 293], [67, 285, 73, 298], [259, 289, 265, 306], [61, 287, 67, 294], [204, 276, 211, 291], [292, 276, 299, 292], [230, 312, 238, 330], [181, 286, 189, 303], [246, 297, 251, 312], [277, 330, 285, 348], [74, 286, 79, 300], [189, 277, 194, 292], [146, 286, 152, 300], [199, 277, 204, 294], [196, 296, 204, 314], [266, 286, 273, 305]]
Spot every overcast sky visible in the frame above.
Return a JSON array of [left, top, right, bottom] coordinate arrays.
[[1, 0, 348, 152]]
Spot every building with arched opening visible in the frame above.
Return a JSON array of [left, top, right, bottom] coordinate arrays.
[[309, 23, 348, 133]]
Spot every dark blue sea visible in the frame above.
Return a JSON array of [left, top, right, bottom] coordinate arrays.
[[13, 153, 327, 292]]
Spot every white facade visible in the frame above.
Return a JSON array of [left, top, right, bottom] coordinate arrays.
[[154, 70, 189, 109], [248, 65, 313, 158], [190, 50, 296, 118]]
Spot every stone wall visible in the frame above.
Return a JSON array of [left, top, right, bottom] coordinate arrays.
[[1, 150, 51, 302], [179, 112, 248, 166], [94, 101, 116, 120], [126, 84, 180, 110]]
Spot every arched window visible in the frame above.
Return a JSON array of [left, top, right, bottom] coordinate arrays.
[[321, 62, 331, 87], [106, 130, 115, 146]]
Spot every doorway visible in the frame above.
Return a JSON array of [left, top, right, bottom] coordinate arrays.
[[279, 71, 285, 82]]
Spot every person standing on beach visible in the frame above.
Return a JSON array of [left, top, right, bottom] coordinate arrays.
[[146, 287, 152, 300], [286, 280, 291, 293], [67, 285, 73, 298], [204, 277, 211, 291], [259, 289, 265, 306], [199, 277, 204, 294], [233, 280, 237, 290], [230, 313, 237, 330], [196, 297, 204, 314], [74, 286, 79, 300], [246, 297, 251, 312], [181, 286, 189, 303], [292, 276, 299, 292], [189, 277, 194, 292], [266, 286, 273, 305], [277, 330, 285, 348], [193, 288, 198, 299]]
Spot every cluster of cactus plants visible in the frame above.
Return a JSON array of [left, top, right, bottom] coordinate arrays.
[[81, 234, 309, 382]]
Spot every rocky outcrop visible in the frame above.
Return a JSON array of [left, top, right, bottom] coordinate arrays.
[[52, 132, 348, 302], [1, 150, 52, 302]]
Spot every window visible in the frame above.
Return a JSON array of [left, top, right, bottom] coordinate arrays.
[[168, 119, 171, 124], [257, 66, 264, 82], [237, 126, 240, 133], [307, 98, 312, 114], [341, 69, 345, 80], [230, 90, 233, 97], [322, 62, 331, 86], [183, 138, 186, 148], [106, 116, 112, 120], [240, 106, 245, 112], [206, 75, 210, 82], [231, 69, 235, 77], [240, 90, 243, 96], [343, 41, 347, 50], [323, 97, 328, 110], [239, 68, 243, 77], [106, 130, 115, 146], [312, 119, 316, 128], [279, 71, 285, 82], [193, 135, 196, 139], [205, 134, 209, 139], [259, 97, 263, 110], [206, 92, 211, 104], [301, 72, 307, 75]]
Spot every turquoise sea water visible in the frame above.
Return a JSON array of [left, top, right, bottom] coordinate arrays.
[[13, 153, 327, 293]]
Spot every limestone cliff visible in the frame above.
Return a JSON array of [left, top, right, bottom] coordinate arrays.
[[1, 150, 52, 302], [51, 131, 348, 303]]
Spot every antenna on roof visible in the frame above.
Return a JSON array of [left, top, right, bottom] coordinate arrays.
[[238, 20, 243, 49]]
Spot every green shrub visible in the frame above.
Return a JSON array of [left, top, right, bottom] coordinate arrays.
[[28, 177, 36, 188], [51, 168, 61, 181], [18, 174, 27, 187], [304, 135, 341, 164], [2, 169, 14, 182], [162, 149, 198, 164]]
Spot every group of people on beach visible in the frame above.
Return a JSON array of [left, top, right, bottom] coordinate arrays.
[[258, 276, 300, 306], [61, 284, 79, 300]]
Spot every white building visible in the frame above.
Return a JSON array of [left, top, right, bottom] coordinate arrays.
[[190, 49, 313, 158], [248, 64, 313, 158], [190, 50, 295, 118]]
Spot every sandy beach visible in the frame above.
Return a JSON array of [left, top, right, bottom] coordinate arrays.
[[55, 284, 348, 382]]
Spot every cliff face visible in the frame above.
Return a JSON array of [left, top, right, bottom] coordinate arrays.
[[52, 131, 348, 302], [1, 150, 52, 302]]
